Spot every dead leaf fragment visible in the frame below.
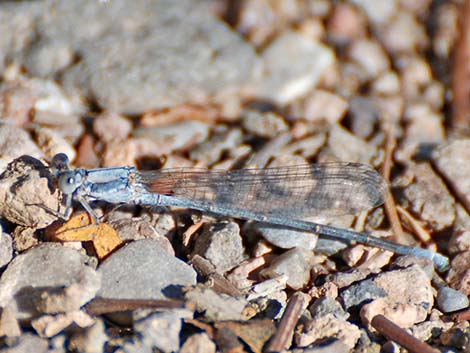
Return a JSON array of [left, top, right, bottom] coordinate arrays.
[[45, 213, 122, 259]]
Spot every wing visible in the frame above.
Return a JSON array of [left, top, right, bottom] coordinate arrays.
[[139, 162, 388, 219]]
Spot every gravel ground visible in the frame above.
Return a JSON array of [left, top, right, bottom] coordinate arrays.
[[0, 0, 469, 352]]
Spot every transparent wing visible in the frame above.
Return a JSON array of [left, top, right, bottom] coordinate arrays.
[[139, 163, 388, 219]]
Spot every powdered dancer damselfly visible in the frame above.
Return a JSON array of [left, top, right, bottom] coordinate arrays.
[[49, 153, 449, 272]]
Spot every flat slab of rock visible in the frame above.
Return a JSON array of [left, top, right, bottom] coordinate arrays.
[[98, 239, 197, 300], [7, 0, 258, 114]]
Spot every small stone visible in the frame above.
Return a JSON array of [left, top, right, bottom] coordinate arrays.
[[309, 297, 349, 320], [295, 314, 362, 350], [0, 243, 100, 320], [395, 104, 445, 162], [12, 226, 39, 253], [134, 308, 193, 353], [397, 56, 433, 98], [92, 111, 133, 144], [247, 275, 288, 301], [109, 218, 175, 256], [399, 162, 455, 231], [261, 248, 315, 290], [342, 245, 393, 270], [380, 12, 429, 53], [31, 311, 95, 338], [133, 121, 210, 157], [101, 140, 138, 168], [371, 71, 401, 95], [360, 265, 434, 329], [301, 90, 349, 124], [185, 286, 252, 322], [314, 238, 348, 256], [349, 96, 383, 138], [361, 298, 429, 330], [98, 239, 197, 300], [257, 31, 334, 105], [340, 279, 387, 311], [391, 255, 435, 280], [242, 110, 288, 138], [433, 140, 470, 214], [327, 3, 366, 44], [373, 265, 434, 309], [348, 39, 390, 78], [309, 282, 339, 300], [249, 223, 318, 250], [446, 251, 470, 295], [320, 124, 378, 164], [68, 319, 108, 353], [437, 287, 469, 313], [180, 333, 216, 353], [448, 229, 470, 254], [192, 221, 245, 274]]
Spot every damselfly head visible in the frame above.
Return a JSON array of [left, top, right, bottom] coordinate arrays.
[[58, 170, 83, 195]]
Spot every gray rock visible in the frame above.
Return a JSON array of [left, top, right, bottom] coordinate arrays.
[[261, 248, 315, 290], [0, 243, 100, 320], [0, 333, 49, 353], [320, 124, 378, 164], [0, 155, 63, 229], [98, 239, 196, 300], [340, 279, 387, 311], [433, 140, 470, 215], [314, 238, 348, 256], [0, 232, 12, 269], [437, 287, 469, 313], [251, 223, 318, 250], [192, 221, 244, 274], [241, 110, 288, 138], [309, 297, 349, 320], [133, 308, 193, 352], [21, 0, 257, 114], [132, 121, 211, 156], [400, 162, 455, 231], [256, 31, 334, 105], [392, 255, 435, 279], [373, 265, 434, 310]]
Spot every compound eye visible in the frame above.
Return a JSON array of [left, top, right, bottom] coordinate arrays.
[[58, 171, 82, 195]]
